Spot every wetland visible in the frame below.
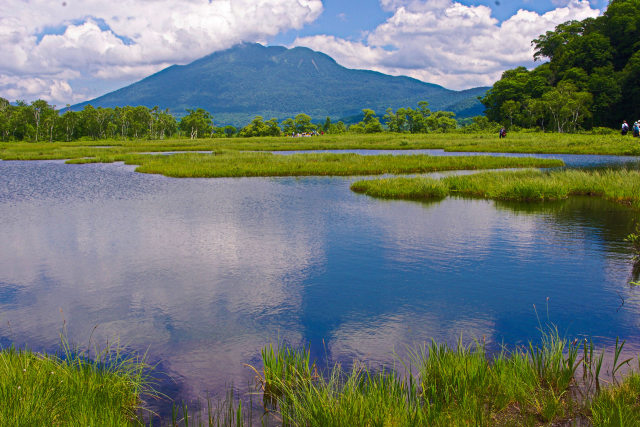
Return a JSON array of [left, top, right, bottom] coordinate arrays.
[[2, 133, 640, 423]]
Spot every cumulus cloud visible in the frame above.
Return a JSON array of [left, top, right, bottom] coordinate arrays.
[[0, 0, 323, 104], [0, 0, 605, 104], [293, 0, 601, 89]]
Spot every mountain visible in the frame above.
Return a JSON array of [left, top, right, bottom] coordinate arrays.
[[73, 43, 489, 126]]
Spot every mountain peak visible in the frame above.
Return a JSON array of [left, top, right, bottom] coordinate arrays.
[[73, 44, 487, 126]]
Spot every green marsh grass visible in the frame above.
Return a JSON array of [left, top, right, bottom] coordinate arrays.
[[625, 223, 640, 260], [169, 391, 252, 427], [65, 151, 562, 178], [352, 168, 640, 209], [3, 132, 640, 162], [251, 328, 640, 426], [0, 342, 153, 425], [6, 330, 640, 425], [589, 368, 640, 426]]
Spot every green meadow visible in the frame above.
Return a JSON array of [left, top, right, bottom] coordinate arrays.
[[1, 132, 640, 163]]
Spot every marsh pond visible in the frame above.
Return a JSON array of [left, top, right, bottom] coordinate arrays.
[[1, 152, 640, 413]]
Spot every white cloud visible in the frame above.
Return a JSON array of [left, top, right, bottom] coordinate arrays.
[[0, 0, 323, 104], [0, 0, 605, 104], [293, 0, 601, 90], [0, 74, 80, 105]]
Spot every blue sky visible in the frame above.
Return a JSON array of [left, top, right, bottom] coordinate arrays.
[[272, 0, 608, 43], [0, 0, 606, 105]]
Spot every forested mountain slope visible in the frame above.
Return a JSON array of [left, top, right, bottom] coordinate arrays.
[[74, 43, 488, 126]]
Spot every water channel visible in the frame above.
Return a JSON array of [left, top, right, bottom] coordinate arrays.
[[1, 152, 640, 415]]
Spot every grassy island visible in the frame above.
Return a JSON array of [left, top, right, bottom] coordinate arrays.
[[64, 151, 562, 178], [352, 169, 640, 209]]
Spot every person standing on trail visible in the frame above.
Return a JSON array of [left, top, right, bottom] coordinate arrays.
[[634, 121, 640, 138], [499, 127, 506, 138], [622, 120, 629, 135]]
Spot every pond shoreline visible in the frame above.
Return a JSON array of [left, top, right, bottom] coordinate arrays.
[[6, 329, 640, 426]]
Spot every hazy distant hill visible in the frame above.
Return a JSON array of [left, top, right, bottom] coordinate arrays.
[[74, 43, 489, 126]]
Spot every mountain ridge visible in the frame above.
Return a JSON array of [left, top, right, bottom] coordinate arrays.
[[73, 43, 489, 126]]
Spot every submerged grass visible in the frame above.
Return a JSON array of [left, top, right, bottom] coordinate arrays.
[[352, 168, 640, 209], [0, 342, 153, 425]]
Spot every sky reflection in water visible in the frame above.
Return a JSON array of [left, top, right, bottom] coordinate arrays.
[[0, 157, 639, 405]]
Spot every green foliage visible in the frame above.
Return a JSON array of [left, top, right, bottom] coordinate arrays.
[[179, 108, 213, 139], [460, 115, 501, 133], [280, 117, 296, 135], [0, 98, 468, 142], [238, 116, 282, 137], [484, 0, 640, 130], [350, 108, 384, 133], [383, 101, 458, 133], [293, 113, 315, 134], [222, 125, 237, 137], [0, 101, 179, 142]]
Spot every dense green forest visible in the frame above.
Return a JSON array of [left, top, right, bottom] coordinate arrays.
[[482, 0, 640, 131], [0, 97, 480, 142]]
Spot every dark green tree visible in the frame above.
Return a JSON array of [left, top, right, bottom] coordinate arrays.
[[179, 108, 213, 139]]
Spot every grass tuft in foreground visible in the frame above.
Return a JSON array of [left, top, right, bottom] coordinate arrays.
[[6, 329, 640, 426], [251, 329, 640, 426], [0, 341, 153, 426], [352, 168, 640, 209]]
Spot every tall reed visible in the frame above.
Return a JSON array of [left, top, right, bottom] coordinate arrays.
[[252, 327, 636, 426]]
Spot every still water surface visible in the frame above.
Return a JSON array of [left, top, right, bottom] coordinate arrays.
[[1, 155, 640, 409]]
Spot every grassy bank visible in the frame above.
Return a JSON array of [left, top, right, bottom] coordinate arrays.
[[247, 329, 640, 426], [352, 168, 640, 209], [2, 132, 640, 162], [5, 330, 640, 426], [0, 344, 150, 425], [64, 151, 562, 178]]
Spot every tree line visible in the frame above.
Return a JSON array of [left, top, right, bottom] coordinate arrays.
[[482, 0, 640, 132], [0, 99, 178, 142], [0, 97, 488, 142]]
